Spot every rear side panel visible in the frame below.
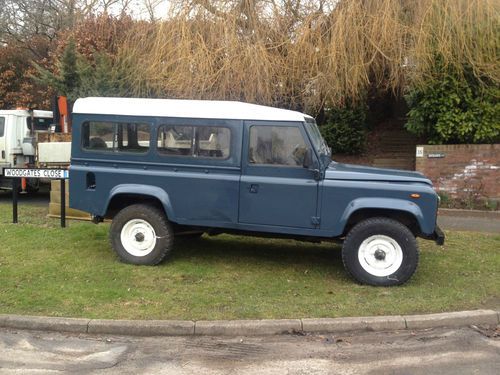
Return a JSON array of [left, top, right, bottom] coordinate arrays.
[[69, 114, 243, 225]]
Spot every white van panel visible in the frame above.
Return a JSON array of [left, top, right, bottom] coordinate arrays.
[[38, 142, 71, 163]]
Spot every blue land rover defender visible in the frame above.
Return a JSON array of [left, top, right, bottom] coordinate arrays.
[[69, 97, 444, 286]]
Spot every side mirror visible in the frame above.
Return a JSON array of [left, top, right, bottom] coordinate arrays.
[[303, 148, 314, 169]]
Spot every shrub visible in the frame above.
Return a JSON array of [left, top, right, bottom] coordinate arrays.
[[405, 66, 500, 144], [320, 104, 368, 155]]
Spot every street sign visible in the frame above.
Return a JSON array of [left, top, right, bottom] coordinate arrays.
[[428, 153, 445, 158], [3, 168, 69, 179], [2, 168, 69, 228]]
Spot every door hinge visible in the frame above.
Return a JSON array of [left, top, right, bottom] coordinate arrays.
[[311, 216, 321, 226]]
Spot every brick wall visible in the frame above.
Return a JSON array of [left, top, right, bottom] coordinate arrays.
[[415, 144, 500, 199]]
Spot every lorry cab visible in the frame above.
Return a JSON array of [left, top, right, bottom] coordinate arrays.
[[0, 109, 53, 189], [70, 97, 443, 286]]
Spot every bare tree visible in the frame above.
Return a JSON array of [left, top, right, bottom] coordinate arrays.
[[0, 0, 132, 52], [142, 0, 164, 21]]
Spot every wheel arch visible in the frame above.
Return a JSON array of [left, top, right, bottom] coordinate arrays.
[[104, 184, 174, 220], [340, 198, 424, 237]]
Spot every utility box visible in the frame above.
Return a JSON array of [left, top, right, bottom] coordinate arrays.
[[49, 180, 90, 220]]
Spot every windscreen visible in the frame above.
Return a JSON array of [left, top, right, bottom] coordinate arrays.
[[304, 118, 329, 155]]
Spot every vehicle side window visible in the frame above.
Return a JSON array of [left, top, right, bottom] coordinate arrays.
[[197, 126, 231, 158], [0, 117, 4, 137], [82, 121, 150, 153], [248, 125, 307, 166], [158, 125, 231, 158], [157, 125, 193, 156]]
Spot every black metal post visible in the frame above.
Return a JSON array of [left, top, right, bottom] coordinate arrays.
[[60, 178, 66, 228], [12, 178, 18, 223]]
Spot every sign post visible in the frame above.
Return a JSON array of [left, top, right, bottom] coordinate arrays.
[[12, 177, 19, 224], [61, 178, 66, 228], [3, 168, 70, 228]]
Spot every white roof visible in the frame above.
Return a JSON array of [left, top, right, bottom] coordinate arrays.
[[0, 109, 52, 118], [33, 110, 53, 118], [73, 97, 312, 122]]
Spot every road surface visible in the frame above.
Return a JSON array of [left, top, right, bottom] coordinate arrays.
[[437, 215, 500, 234], [0, 186, 50, 206], [0, 325, 498, 374]]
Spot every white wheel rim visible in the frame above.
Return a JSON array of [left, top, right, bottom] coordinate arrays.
[[120, 219, 157, 257], [358, 235, 403, 277]]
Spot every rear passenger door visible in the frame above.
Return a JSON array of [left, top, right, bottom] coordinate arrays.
[[239, 122, 319, 229], [155, 119, 242, 225]]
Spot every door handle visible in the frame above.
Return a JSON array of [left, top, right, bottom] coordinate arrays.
[[249, 184, 259, 193]]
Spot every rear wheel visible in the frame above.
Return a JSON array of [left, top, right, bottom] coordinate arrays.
[[110, 204, 173, 265], [342, 217, 419, 286]]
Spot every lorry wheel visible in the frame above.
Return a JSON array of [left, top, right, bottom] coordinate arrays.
[[110, 204, 173, 265], [342, 218, 419, 286], [26, 179, 40, 193]]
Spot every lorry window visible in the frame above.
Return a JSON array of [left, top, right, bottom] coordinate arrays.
[[82, 121, 150, 153], [0, 117, 4, 137], [27, 117, 52, 132], [158, 125, 230, 158], [248, 125, 307, 166]]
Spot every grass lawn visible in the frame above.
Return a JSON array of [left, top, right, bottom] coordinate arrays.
[[0, 202, 499, 320]]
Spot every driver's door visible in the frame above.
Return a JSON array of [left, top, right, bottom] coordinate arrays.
[[238, 121, 319, 229]]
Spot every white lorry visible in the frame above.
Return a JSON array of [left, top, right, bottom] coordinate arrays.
[[0, 109, 71, 190]]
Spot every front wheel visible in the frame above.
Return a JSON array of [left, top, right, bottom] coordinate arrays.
[[342, 218, 419, 286], [110, 204, 173, 265]]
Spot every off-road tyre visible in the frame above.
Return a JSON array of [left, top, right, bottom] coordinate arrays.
[[110, 204, 173, 265], [342, 217, 419, 286]]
